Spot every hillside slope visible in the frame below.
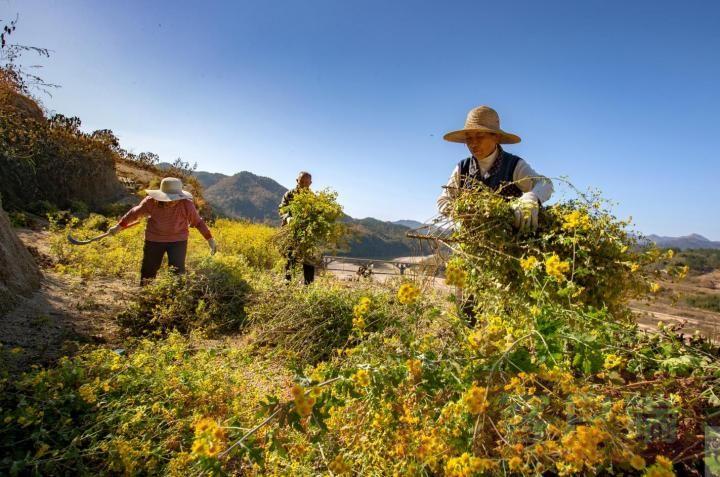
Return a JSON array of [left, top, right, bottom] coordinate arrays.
[[0, 198, 41, 314], [202, 172, 288, 223]]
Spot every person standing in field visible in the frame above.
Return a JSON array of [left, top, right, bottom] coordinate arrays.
[[437, 106, 554, 231], [279, 171, 316, 285], [108, 177, 217, 284]]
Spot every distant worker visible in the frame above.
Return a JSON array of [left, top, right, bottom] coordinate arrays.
[[437, 106, 554, 232], [279, 171, 316, 284], [108, 177, 216, 284]]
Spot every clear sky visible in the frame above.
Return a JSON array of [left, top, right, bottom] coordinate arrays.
[[4, 0, 720, 239]]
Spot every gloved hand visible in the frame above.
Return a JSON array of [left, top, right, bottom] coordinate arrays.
[[108, 224, 121, 235], [208, 238, 217, 256], [512, 192, 540, 232]]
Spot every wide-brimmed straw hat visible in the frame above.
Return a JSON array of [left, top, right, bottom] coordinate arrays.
[[145, 177, 193, 202], [443, 106, 521, 144]]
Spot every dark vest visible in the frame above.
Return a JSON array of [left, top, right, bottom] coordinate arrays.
[[458, 148, 523, 198]]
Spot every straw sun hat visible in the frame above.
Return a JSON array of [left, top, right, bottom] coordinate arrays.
[[443, 106, 521, 144], [146, 177, 193, 202]]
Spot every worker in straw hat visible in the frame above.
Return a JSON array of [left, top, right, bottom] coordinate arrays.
[[107, 177, 217, 284], [437, 106, 554, 232]]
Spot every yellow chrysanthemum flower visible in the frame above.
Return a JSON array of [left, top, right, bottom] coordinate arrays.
[[629, 453, 646, 470], [407, 359, 422, 381], [520, 255, 539, 271], [463, 384, 489, 415], [328, 454, 351, 475], [444, 263, 466, 288], [397, 282, 420, 305], [352, 369, 371, 387], [545, 254, 570, 281], [562, 210, 592, 231], [603, 354, 623, 370]]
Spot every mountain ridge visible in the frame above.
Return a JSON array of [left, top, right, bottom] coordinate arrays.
[[190, 169, 418, 259]]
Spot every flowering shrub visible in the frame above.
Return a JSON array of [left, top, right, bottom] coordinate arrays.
[[50, 217, 281, 280]]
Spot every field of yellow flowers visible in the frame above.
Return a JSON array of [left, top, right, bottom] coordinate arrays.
[[1, 189, 719, 476]]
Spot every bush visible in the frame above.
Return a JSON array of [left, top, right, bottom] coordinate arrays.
[[28, 199, 57, 216], [118, 256, 252, 337], [99, 201, 132, 218], [84, 213, 111, 232], [7, 210, 28, 227]]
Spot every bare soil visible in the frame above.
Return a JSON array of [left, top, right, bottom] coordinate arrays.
[[0, 229, 133, 374]]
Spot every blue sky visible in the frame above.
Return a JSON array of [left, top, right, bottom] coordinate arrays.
[[4, 0, 720, 239]]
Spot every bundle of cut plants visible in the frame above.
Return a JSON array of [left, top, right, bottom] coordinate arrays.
[[274, 188, 347, 266]]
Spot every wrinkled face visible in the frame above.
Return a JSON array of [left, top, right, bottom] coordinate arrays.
[[298, 174, 312, 188], [465, 132, 500, 159]]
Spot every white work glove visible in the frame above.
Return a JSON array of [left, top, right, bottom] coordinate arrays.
[[108, 224, 121, 235], [512, 192, 540, 232], [208, 238, 217, 256]]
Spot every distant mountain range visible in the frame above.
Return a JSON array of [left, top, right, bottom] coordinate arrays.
[[180, 166, 720, 256], [191, 169, 419, 259], [646, 234, 720, 250]]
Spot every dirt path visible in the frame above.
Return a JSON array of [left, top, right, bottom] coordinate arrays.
[[0, 229, 133, 373]]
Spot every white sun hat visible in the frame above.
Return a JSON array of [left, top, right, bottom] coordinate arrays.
[[145, 177, 193, 202]]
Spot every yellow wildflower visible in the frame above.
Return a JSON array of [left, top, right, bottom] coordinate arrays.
[[445, 262, 466, 288], [352, 315, 366, 331], [508, 455, 523, 471], [629, 453, 646, 470], [463, 385, 489, 415], [445, 453, 495, 477], [650, 282, 661, 293], [520, 255, 540, 272], [603, 354, 623, 370], [291, 385, 316, 417], [328, 454, 351, 475], [630, 262, 641, 273], [560, 425, 607, 469], [191, 418, 226, 458], [666, 249, 675, 259], [78, 384, 97, 404], [397, 282, 420, 305], [353, 296, 371, 318], [644, 455, 675, 477], [34, 442, 50, 459], [407, 359, 422, 381], [562, 210, 592, 231], [352, 369, 371, 387], [545, 254, 570, 281]]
